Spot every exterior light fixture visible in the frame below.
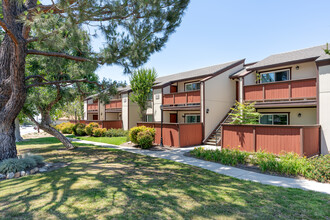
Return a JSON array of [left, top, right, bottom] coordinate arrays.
[[296, 66, 300, 70], [206, 108, 209, 114], [298, 113, 302, 118]]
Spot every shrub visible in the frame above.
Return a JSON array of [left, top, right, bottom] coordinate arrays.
[[105, 129, 129, 137], [85, 122, 99, 136], [0, 158, 25, 174], [136, 130, 155, 149], [55, 122, 75, 134], [0, 154, 45, 174], [73, 123, 87, 136], [93, 128, 107, 137], [190, 147, 330, 183], [129, 126, 155, 148]]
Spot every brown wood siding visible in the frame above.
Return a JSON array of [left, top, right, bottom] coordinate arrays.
[[105, 100, 122, 109], [244, 78, 317, 102], [291, 78, 317, 98], [163, 90, 201, 105], [179, 123, 203, 147], [137, 122, 203, 147], [303, 126, 320, 156], [255, 126, 301, 154], [87, 103, 98, 111], [222, 125, 255, 151], [222, 124, 320, 157], [70, 120, 123, 129], [244, 85, 263, 101]]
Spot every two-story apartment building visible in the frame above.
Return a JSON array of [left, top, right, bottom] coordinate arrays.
[[226, 45, 330, 155], [81, 44, 330, 155]]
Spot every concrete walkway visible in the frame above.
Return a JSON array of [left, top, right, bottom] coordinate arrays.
[[73, 139, 330, 195]]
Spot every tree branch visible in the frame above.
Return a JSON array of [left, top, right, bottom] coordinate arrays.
[[27, 50, 90, 62], [27, 79, 101, 88], [25, 75, 48, 82], [0, 18, 19, 45], [46, 85, 62, 112]]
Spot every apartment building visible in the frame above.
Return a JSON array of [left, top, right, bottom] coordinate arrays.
[[81, 44, 330, 155], [226, 45, 330, 155]]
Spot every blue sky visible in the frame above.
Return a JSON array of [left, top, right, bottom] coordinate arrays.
[[46, 0, 330, 83]]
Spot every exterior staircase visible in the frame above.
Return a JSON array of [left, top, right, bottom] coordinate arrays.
[[203, 109, 235, 146]]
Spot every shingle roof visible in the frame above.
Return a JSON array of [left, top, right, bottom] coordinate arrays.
[[153, 59, 245, 87], [248, 45, 328, 70]]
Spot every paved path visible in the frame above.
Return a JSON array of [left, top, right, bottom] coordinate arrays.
[[73, 139, 330, 195]]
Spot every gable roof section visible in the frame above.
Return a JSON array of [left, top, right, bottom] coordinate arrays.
[[248, 45, 328, 71], [153, 59, 245, 87]]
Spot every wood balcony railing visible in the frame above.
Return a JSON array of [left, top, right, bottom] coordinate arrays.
[[87, 103, 98, 111], [163, 90, 201, 106], [244, 78, 317, 102], [105, 99, 122, 110]]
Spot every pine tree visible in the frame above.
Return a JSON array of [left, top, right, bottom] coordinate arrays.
[[0, 0, 190, 161]]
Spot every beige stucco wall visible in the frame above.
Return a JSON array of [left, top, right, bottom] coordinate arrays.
[[204, 63, 243, 137], [153, 88, 162, 122], [243, 61, 318, 86], [83, 100, 87, 120], [128, 94, 140, 129], [99, 101, 105, 120], [318, 65, 330, 154], [163, 111, 200, 123], [87, 99, 94, 104], [257, 108, 317, 125], [177, 78, 204, 92], [122, 93, 129, 130], [105, 112, 121, 120], [87, 114, 97, 121]]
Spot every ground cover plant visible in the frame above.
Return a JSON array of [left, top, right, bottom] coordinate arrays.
[[0, 137, 329, 219], [190, 147, 330, 183]]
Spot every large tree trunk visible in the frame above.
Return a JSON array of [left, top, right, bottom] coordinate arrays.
[[0, 122, 17, 161], [15, 118, 23, 142], [0, 1, 29, 161], [26, 112, 75, 150]]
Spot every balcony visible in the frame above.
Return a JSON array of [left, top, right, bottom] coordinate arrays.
[[87, 103, 98, 112], [162, 90, 201, 109], [105, 99, 122, 112], [244, 78, 317, 106]]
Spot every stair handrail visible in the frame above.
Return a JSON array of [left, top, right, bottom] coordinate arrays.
[[203, 106, 235, 144]]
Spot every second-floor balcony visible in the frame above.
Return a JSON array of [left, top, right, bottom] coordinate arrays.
[[87, 103, 98, 111], [244, 78, 317, 104], [163, 90, 201, 108], [105, 99, 122, 112]]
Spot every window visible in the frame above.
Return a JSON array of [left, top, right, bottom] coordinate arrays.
[[185, 82, 200, 91], [260, 113, 288, 125], [185, 114, 200, 123], [146, 115, 153, 122], [260, 69, 289, 83], [147, 89, 153, 100]]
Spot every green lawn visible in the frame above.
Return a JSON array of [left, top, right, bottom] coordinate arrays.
[[0, 137, 329, 219], [73, 136, 127, 145]]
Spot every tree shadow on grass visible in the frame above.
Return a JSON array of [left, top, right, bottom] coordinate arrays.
[[1, 140, 329, 219]]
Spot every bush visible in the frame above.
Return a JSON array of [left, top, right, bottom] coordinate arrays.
[[93, 128, 107, 137], [0, 154, 44, 174], [73, 123, 87, 136], [55, 122, 75, 134], [136, 130, 155, 149], [129, 126, 155, 149], [85, 122, 99, 136], [190, 147, 330, 183], [105, 129, 129, 137]]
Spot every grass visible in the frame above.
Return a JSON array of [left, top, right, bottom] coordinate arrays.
[[0, 137, 329, 219], [73, 136, 127, 145]]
